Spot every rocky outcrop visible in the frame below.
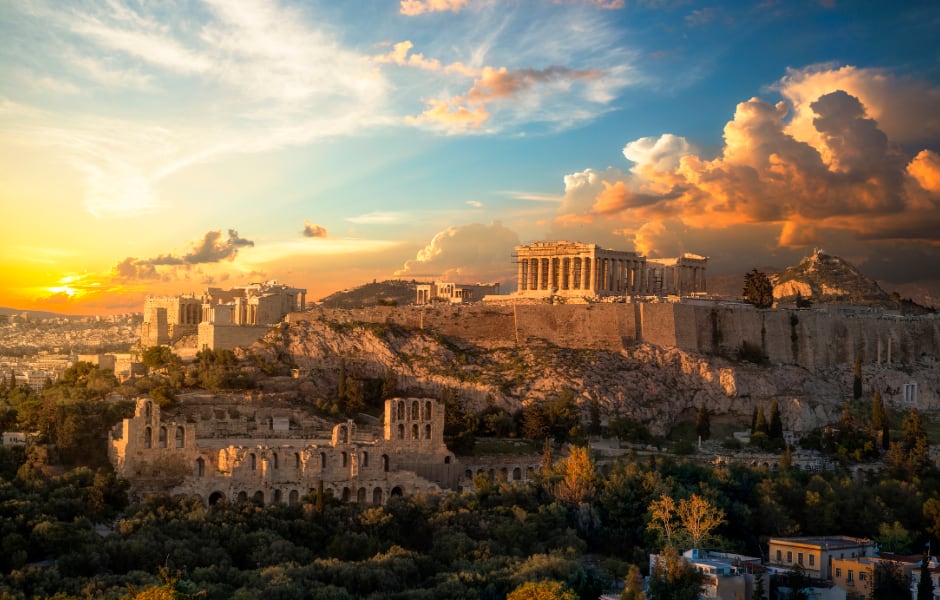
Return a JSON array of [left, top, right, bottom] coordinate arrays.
[[251, 313, 940, 436], [772, 249, 893, 307]]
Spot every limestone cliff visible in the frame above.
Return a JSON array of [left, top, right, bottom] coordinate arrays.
[[251, 313, 939, 437]]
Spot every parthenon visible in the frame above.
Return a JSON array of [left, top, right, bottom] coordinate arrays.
[[513, 241, 707, 299]]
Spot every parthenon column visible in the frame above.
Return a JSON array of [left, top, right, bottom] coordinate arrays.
[[518, 259, 526, 291], [583, 257, 591, 291]]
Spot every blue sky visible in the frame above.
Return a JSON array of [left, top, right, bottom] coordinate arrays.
[[1, 0, 939, 312]]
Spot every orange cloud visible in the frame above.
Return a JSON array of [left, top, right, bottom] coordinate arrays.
[[908, 150, 940, 193], [552, 67, 940, 259], [409, 65, 602, 131], [374, 41, 442, 71], [406, 98, 489, 130], [302, 221, 328, 238], [400, 0, 469, 16]]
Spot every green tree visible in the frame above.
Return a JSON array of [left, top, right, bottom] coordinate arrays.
[[647, 545, 703, 600], [141, 346, 179, 372], [753, 405, 768, 435], [873, 560, 909, 600], [743, 269, 773, 309], [554, 445, 597, 506], [695, 405, 710, 441], [877, 520, 913, 553], [753, 571, 768, 600], [507, 580, 578, 600], [620, 564, 645, 600], [676, 493, 725, 550]]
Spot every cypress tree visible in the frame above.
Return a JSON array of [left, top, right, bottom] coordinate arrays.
[[754, 406, 768, 435], [695, 405, 711, 441], [918, 545, 934, 600], [853, 354, 863, 400], [769, 400, 783, 440]]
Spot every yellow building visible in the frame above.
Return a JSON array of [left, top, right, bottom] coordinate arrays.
[[768, 536, 875, 581]]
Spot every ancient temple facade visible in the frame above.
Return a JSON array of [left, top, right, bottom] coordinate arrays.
[[513, 241, 707, 299]]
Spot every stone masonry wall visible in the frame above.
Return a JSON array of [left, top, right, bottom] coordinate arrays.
[[289, 302, 940, 371]]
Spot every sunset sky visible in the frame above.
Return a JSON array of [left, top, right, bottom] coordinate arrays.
[[2, 0, 939, 314]]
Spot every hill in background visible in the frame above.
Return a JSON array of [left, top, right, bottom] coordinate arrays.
[[318, 279, 421, 308]]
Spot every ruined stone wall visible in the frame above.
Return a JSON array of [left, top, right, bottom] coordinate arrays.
[[110, 397, 463, 505]]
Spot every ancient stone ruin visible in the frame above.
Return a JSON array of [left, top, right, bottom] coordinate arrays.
[[109, 396, 541, 505]]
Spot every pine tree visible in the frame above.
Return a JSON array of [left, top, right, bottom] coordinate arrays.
[[621, 564, 645, 600], [743, 269, 774, 309]]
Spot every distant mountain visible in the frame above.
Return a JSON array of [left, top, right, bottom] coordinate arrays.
[[772, 249, 896, 308], [318, 280, 421, 308], [0, 307, 87, 320]]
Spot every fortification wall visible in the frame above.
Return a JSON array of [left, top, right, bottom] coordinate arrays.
[[198, 323, 273, 351], [292, 302, 940, 371]]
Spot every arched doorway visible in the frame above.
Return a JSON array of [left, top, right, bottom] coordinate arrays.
[[373, 487, 383, 505], [390, 486, 403, 498], [208, 491, 225, 505]]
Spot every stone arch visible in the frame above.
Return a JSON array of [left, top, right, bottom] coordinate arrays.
[[341, 451, 348, 467], [465, 469, 473, 479], [412, 424, 419, 439], [175, 426, 185, 448], [253, 490, 264, 505], [194, 457, 205, 477], [527, 466, 535, 478], [237, 491, 248, 503], [477, 468, 485, 476], [424, 424, 431, 439], [272, 452, 279, 469], [272, 489, 282, 504], [424, 400, 432, 420], [362, 451, 369, 467], [342, 487, 351, 502], [397, 424, 405, 440], [513, 467, 522, 481], [288, 490, 299, 505], [373, 487, 383, 505], [397, 400, 404, 421], [144, 401, 152, 420], [357, 487, 367, 503], [338, 425, 347, 444], [294, 452, 301, 469], [249, 453, 257, 471], [390, 486, 403, 498], [499, 467, 508, 482], [411, 400, 419, 420], [144, 426, 152, 448], [320, 452, 327, 468], [444, 455, 451, 464], [208, 491, 225, 505], [158, 426, 167, 448], [382, 454, 389, 472], [488, 468, 495, 479]]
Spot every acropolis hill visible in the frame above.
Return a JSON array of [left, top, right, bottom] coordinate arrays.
[[141, 244, 940, 436]]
